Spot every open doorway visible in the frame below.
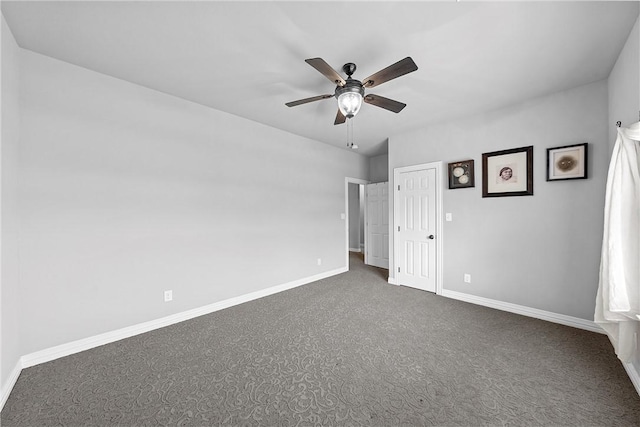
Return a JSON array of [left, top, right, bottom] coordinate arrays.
[[348, 182, 365, 269], [348, 182, 365, 253], [344, 177, 368, 270]]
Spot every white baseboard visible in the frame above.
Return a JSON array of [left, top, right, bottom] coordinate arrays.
[[0, 359, 22, 411], [622, 362, 640, 396], [440, 289, 603, 334], [349, 248, 361, 253], [388, 276, 397, 285], [20, 266, 346, 371]]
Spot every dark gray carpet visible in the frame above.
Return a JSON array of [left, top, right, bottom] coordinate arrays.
[[3, 252, 640, 426]]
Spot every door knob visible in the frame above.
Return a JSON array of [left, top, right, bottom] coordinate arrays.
[[428, 235, 435, 239]]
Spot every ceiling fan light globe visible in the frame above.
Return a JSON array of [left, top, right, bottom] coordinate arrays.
[[337, 92, 363, 118]]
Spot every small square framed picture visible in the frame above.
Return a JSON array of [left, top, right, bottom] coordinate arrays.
[[448, 160, 475, 189], [546, 143, 588, 181]]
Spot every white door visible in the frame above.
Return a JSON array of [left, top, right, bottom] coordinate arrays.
[[365, 182, 389, 269], [395, 167, 438, 292]]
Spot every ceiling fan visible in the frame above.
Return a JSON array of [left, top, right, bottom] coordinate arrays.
[[285, 57, 418, 125]]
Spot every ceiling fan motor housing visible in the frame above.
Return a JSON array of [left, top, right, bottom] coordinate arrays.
[[334, 78, 364, 98], [342, 62, 357, 77]]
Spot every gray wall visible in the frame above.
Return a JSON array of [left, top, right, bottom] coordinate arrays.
[[608, 15, 639, 148], [607, 15, 640, 367], [369, 153, 388, 182], [389, 79, 609, 321], [16, 49, 368, 355], [1, 14, 22, 394]]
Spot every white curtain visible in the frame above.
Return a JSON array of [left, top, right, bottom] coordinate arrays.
[[595, 121, 640, 362]]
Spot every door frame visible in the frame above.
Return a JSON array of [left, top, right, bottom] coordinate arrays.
[[392, 161, 444, 294], [345, 177, 369, 270]]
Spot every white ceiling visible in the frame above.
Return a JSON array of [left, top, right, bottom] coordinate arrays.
[[2, 1, 638, 157]]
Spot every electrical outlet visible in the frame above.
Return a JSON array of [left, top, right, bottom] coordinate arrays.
[[317, 258, 322, 266], [464, 274, 471, 283], [164, 290, 173, 302], [446, 213, 453, 222]]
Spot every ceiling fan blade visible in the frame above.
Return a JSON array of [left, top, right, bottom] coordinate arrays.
[[364, 94, 407, 113], [334, 109, 346, 125], [362, 57, 418, 88], [285, 94, 333, 107], [305, 58, 346, 87]]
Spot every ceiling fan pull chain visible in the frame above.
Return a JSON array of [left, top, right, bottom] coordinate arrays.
[[346, 118, 349, 147], [351, 119, 355, 148], [346, 118, 358, 150]]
